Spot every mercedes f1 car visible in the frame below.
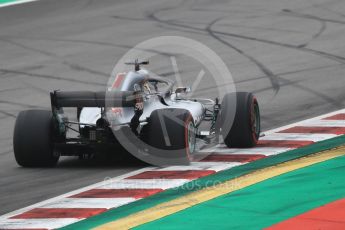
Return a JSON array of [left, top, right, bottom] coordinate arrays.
[[13, 60, 260, 167]]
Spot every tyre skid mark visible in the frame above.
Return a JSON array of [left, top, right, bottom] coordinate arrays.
[[0, 38, 109, 78], [297, 20, 326, 48], [0, 110, 16, 118], [276, 76, 343, 107], [0, 69, 104, 86], [0, 100, 45, 109], [205, 17, 281, 95], [282, 9, 345, 25], [195, 63, 340, 97], [147, 9, 345, 65]]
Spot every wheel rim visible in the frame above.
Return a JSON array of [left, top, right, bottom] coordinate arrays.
[[187, 121, 196, 153]]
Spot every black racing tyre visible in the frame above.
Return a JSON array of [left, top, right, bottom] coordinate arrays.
[[220, 92, 260, 148], [141, 109, 196, 165], [13, 110, 59, 167]]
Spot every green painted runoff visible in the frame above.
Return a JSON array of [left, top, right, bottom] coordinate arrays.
[[134, 155, 345, 230], [0, 0, 19, 4]]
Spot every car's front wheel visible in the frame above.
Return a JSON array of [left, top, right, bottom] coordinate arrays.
[[220, 92, 260, 148]]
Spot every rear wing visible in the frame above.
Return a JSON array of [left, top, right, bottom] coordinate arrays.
[[50, 91, 140, 109]]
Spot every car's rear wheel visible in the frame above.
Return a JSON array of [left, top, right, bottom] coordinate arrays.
[[142, 109, 196, 165], [13, 110, 59, 167], [220, 92, 260, 148]]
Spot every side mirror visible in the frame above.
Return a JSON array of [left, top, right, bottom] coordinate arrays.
[[175, 86, 191, 94]]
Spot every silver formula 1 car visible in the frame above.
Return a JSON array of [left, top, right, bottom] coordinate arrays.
[[13, 60, 260, 167]]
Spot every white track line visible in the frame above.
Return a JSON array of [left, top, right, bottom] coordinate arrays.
[[200, 145, 291, 156], [0, 0, 39, 8], [298, 120, 345, 127], [264, 108, 345, 134], [99, 179, 189, 190], [260, 133, 337, 142], [159, 162, 241, 172], [41, 198, 136, 209], [0, 218, 79, 229]]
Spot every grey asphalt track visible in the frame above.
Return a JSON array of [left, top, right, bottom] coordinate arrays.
[[1, 0, 345, 215]]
